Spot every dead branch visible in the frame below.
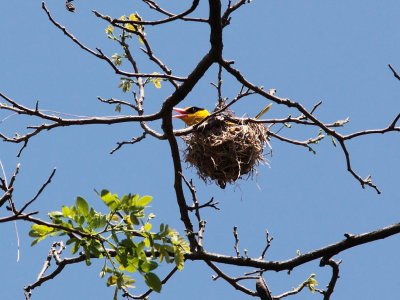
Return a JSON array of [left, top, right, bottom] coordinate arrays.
[[186, 222, 400, 271]]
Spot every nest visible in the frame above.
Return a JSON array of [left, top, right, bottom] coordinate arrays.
[[182, 117, 270, 188]]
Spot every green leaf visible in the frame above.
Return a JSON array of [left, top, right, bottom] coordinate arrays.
[[76, 196, 89, 216], [140, 260, 158, 273], [174, 247, 185, 270], [101, 190, 120, 210], [306, 274, 318, 293], [111, 53, 122, 66], [136, 195, 152, 207], [105, 25, 114, 35], [30, 236, 47, 246], [144, 272, 162, 293], [128, 194, 139, 207], [30, 224, 54, 236], [48, 211, 63, 219], [61, 206, 74, 218], [118, 79, 132, 93], [71, 240, 82, 254], [121, 257, 138, 273], [331, 136, 337, 147], [83, 245, 92, 266], [107, 275, 118, 287], [130, 213, 140, 225]]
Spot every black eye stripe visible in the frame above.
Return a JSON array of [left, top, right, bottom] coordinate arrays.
[[186, 107, 204, 113]]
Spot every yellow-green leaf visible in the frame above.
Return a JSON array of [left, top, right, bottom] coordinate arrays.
[[136, 195, 153, 207], [152, 77, 162, 88], [31, 224, 54, 235], [129, 13, 139, 22], [105, 25, 114, 35], [144, 223, 152, 231], [76, 196, 89, 216], [174, 247, 185, 270]]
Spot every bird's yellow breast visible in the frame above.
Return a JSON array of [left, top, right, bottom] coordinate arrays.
[[182, 109, 210, 126]]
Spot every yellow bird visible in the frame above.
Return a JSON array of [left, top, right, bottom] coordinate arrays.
[[172, 107, 210, 126], [172, 103, 272, 126]]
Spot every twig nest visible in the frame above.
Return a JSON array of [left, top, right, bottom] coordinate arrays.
[[182, 117, 270, 188]]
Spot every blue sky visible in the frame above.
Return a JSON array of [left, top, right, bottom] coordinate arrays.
[[1, 1, 399, 299]]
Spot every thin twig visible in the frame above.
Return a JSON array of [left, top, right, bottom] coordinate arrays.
[[123, 267, 179, 299], [205, 261, 257, 296], [259, 230, 273, 260], [233, 226, 241, 257], [17, 168, 57, 215], [180, 173, 206, 249], [388, 64, 400, 81], [185, 222, 400, 271], [109, 132, 147, 154]]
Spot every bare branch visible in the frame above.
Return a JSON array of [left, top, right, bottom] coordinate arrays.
[[320, 259, 341, 300], [24, 244, 85, 299], [0, 214, 104, 242], [186, 222, 400, 271], [388, 64, 400, 81], [36, 241, 65, 281], [337, 139, 381, 194], [259, 231, 273, 260], [17, 168, 56, 215], [205, 261, 257, 296], [222, 0, 251, 27], [94, 0, 205, 26], [141, 0, 207, 23], [109, 132, 147, 155], [220, 60, 397, 193], [273, 278, 309, 299], [256, 276, 272, 300], [343, 113, 400, 140], [159, 0, 224, 251], [97, 96, 137, 110], [41, 2, 185, 82], [180, 173, 206, 249], [186, 197, 220, 211], [233, 226, 241, 257], [310, 101, 323, 115], [267, 131, 324, 154]]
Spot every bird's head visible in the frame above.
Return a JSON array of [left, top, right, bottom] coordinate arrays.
[[172, 107, 210, 126]]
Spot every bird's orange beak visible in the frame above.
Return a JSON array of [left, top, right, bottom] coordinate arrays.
[[172, 107, 188, 119]]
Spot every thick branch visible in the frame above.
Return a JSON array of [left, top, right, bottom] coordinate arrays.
[[320, 259, 341, 300], [186, 222, 400, 271]]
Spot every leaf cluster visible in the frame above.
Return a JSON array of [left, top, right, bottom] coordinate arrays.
[[29, 190, 189, 295]]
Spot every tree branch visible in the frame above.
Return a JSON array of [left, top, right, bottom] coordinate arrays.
[[186, 222, 400, 271], [94, 0, 202, 26]]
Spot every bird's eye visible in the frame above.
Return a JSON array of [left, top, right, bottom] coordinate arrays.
[[187, 107, 203, 113]]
